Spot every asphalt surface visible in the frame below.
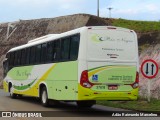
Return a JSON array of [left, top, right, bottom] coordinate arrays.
[[0, 89, 159, 120]]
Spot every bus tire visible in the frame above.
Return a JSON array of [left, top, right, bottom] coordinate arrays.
[[9, 85, 17, 99], [41, 87, 49, 107], [76, 100, 96, 108]]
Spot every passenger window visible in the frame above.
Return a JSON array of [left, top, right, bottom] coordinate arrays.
[[70, 34, 80, 60], [8, 53, 12, 66], [41, 43, 47, 63], [30, 46, 36, 64], [53, 40, 61, 61], [10, 52, 15, 66], [61, 37, 70, 61], [26, 48, 30, 65], [17, 50, 21, 65], [21, 49, 26, 65], [35, 45, 41, 64], [14, 52, 18, 66], [47, 42, 54, 62]]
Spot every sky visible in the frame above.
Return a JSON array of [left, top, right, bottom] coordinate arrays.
[[0, 0, 160, 23]]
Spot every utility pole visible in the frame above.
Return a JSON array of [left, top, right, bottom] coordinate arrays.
[[107, 7, 113, 18], [97, 0, 99, 17]]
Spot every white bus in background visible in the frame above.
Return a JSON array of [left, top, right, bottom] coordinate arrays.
[[3, 26, 139, 108]]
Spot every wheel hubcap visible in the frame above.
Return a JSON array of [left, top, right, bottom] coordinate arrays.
[[10, 87, 13, 96], [42, 91, 47, 103]]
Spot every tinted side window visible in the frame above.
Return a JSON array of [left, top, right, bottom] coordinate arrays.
[[21, 49, 26, 65], [35, 45, 41, 64], [30, 46, 36, 64], [47, 42, 54, 62], [14, 51, 18, 66], [61, 37, 70, 61], [6, 53, 12, 66], [11, 52, 15, 66], [41, 43, 47, 63], [70, 34, 80, 60], [17, 50, 21, 66], [53, 40, 61, 61], [26, 48, 30, 65]]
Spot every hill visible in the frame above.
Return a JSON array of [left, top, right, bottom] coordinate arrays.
[[0, 14, 160, 99], [0, 14, 108, 81]]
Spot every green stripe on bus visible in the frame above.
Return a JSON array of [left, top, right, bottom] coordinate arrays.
[[13, 78, 37, 90]]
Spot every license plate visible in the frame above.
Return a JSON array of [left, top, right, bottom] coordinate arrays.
[[96, 85, 106, 90], [108, 85, 118, 90]]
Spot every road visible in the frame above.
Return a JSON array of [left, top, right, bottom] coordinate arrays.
[[0, 89, 158, 120]]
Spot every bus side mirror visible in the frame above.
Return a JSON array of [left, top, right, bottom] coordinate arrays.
[[3, 60, 8, 68]]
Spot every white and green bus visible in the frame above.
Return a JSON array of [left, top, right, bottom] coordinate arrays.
[[3, 26, 139, 107]]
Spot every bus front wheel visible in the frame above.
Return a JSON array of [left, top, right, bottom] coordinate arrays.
[[76, 100, 96, 108], [9, 85, 17, 99], [41, 87, 49, 107]]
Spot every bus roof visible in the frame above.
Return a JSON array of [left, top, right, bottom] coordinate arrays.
[[8, 26, 134, 53]]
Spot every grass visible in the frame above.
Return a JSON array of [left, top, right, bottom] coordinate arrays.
[[112, 18, 160, 32], [97, 98, 160, 112]]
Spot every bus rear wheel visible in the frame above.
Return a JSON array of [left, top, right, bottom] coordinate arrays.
[[76, 100, 96, 108], [41, 87, 49, 107]]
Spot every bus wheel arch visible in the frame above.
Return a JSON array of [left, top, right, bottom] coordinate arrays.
[[8, 82, 17, 99], [39, 83, 49, 107], [8, 82, 12, 92]]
